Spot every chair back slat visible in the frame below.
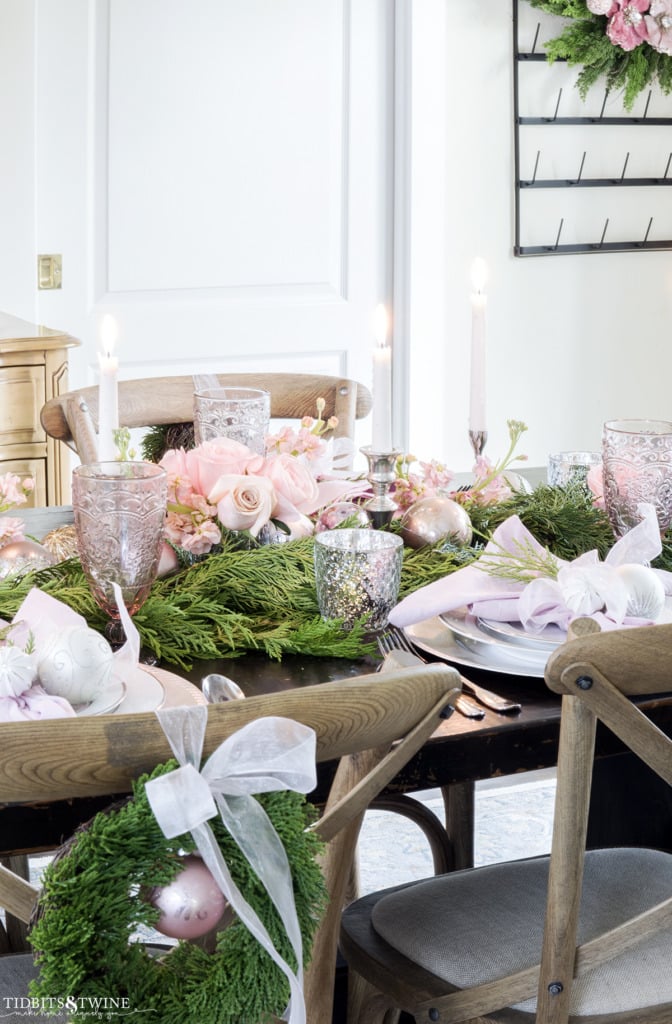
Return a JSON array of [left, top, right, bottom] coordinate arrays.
[[40, 373, 372, 456], [0, 666, 455, 805], [545, 621, 672, 698]]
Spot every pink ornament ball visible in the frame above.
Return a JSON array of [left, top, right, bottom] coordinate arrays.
[[150, 854, 227, 940], [315, 502, 370, 532]]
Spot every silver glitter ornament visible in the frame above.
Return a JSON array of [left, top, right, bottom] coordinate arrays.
[[0, 539, 57, 580], [400, 496, 473, 549]]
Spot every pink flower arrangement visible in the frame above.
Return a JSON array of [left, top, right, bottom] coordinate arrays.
[[157, 412, 528, 561], [585, 0, 672, 54], [392, 458, 455, 512], [391, 421, 529, 511], [0, 472, 34, 514], [0, 472, 34, 549], [159, 408, 363, 555]]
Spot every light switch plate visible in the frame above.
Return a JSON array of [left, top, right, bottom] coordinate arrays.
[[37, 254, 62, 290]]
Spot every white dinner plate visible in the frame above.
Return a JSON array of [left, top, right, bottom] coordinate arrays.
[[408, 597, 672, 679], [407, 615, 548, 678], [75, 678, 127, 717]]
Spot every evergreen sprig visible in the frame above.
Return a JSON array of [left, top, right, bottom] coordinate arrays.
[[30, 762, 326, 1024], [528, 0, 672, 109], [0, 486, 631, 668]]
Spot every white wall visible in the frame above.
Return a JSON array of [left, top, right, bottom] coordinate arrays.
[[2, 1, 671, 475], [0, 1, 36, 321], [409, 1, 672, 473]]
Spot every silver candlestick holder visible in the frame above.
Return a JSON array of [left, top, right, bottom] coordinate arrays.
[[360, 446, 401, 528], [468, 429, 488, 460]]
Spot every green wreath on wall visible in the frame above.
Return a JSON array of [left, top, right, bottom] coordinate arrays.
[[528, 0, 672, 110]]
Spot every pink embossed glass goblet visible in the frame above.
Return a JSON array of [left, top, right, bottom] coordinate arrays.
[[72, 462, 167, 626], [602, 419, 672, 537]]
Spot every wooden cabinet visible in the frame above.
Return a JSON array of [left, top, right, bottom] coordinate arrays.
[[0, 312, 79, 506]]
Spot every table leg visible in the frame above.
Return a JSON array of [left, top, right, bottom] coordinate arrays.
[[441, 781, 475, 871]]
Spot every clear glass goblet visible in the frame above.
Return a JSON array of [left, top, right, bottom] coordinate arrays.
[[72, 462, 167, 638], [602, 419, 672, 537], [192, 387, 270, 452]]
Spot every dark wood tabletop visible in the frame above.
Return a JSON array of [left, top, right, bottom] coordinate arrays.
[[5, 506, 672, 864]]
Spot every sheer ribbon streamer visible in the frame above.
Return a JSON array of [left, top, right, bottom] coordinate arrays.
[[146, 705, 317, 1024]]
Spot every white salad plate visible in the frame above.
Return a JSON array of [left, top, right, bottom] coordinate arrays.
[[475, 616, 566, 651], [407, 615, 548, 678], [75, 665, 206, 717], [75, 678, 127, 717]]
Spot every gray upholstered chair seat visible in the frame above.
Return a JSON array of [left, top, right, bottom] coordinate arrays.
[[0, 953, 67, 1024], [369, 847, 672, 1018]]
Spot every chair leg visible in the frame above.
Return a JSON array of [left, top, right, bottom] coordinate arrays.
[[346, 969, 398, 1024]]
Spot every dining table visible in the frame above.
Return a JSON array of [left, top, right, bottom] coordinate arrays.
[[3, 503, 672, 874]]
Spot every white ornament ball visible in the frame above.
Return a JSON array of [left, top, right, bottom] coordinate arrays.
[[0, 645, 37, 697], [615, 564, 666, 621], [37, 626, 115, 706], [400, 496, 473, 549]]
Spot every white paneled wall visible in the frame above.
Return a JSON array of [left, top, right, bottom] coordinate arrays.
[[2, 1, 671, 471]]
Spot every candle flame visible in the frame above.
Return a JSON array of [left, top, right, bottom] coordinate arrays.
[[100, 314, 118, 357], [470, 258, 488, 294], [372, 304, 389, 348]]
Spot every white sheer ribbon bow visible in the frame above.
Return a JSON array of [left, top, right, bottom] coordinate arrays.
[[145, 705, 317, 1024]]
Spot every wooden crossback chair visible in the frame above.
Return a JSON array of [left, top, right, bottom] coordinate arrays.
[[40, 373, 372, 468], [341, 619, 672, 1024], [0, 663, 460, 1024]]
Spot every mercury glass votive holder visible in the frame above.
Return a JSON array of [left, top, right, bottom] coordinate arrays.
[[193, 387, 271, 453], [313, 528, 403, 632], [602, 419, 672, 537]]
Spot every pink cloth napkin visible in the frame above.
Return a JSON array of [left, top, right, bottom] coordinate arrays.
[[390, 507, 672, 632], [0, 685, 75, 721]]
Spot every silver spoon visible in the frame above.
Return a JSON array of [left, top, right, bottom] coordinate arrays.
[[202, 673, 245, 703]]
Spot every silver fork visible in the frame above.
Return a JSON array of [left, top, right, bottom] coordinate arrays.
[[377, 632, 485, 719], [382, 625, 522, 715]]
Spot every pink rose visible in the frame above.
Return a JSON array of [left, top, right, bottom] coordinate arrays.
[[260, 453, 320, 514], [607, 0, 650, 49], [186, 438, 256, 497], [159, 448, 190, 477], [586, 463, 605, 509], [645, 0, 672, 53], [209, 474, 275, 537]]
